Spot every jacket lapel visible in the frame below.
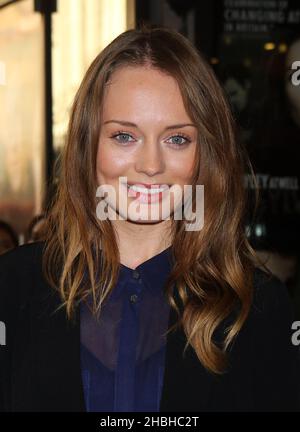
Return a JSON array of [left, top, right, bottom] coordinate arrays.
[[12, 277, 86, 412], [32, 289, 86, 412], [159, 284, 214, 411]]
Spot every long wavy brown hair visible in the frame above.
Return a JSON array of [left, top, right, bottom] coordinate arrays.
[[43, 25, 266, 374]]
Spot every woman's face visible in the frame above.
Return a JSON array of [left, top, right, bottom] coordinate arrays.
[[96, 65, 198, 223]]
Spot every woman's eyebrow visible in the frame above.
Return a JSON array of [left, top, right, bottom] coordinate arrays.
[[103, 120, 197, 130]]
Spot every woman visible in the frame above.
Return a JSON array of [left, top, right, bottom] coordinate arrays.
[[0, 26, 299, 412]]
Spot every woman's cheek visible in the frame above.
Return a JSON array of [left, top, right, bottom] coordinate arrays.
[[171, 161, 194, 186], [98, 153, 131, 183]]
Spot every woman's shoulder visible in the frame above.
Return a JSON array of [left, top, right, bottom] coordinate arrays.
[[0, 240, 45, 271], [239, 266, 296, 350], [252, 266, 294, 318], [217, 266, 295, 347], [0, 241, 45, 276]]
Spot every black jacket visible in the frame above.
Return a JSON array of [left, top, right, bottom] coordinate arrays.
[[0, 241, 299, 412]]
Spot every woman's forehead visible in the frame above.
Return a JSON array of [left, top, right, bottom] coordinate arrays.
[[101, 66, 192, 124]]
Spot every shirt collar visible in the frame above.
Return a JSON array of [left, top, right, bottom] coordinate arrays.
[[109, 246, 175, 301]]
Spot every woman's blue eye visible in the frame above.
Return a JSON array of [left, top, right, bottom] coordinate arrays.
[[113, 133, 134, 143], [168, 135, 190, 146]]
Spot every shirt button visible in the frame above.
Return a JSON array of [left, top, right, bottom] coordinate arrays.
[[132, 270, 140, 279], [130, 294, 138, 303]]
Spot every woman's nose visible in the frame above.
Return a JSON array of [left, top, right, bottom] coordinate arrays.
[[134, 140, 165, 176]]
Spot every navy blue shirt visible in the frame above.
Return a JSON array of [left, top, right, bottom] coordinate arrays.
[[80, 246, 174, 412]]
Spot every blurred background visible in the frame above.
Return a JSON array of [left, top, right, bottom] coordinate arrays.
[[0, 0, 299, 317]]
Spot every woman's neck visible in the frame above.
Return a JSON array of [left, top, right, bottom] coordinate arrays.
[[111, 219, 173, 269]]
